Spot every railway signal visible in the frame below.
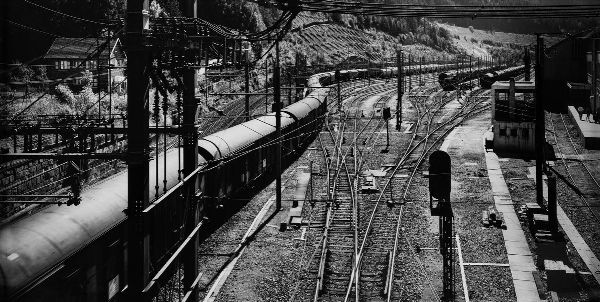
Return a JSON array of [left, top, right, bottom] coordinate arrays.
[[382, 107, 391, 152], [428, 150, 454, 301], [396, 49, 403, 131]]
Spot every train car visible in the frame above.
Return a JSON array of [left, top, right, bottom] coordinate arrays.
[[488, 79, 537, 157], [479, 65, 526, 89], [0, 60, 471, 301], [439, 65, 502, 91], [0, 68, 333, 302]]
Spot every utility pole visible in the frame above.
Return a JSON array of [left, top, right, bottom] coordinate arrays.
[[419, 56, 423, 86], [108, 30, 112, 118], [535, 35, 545, 206], [274, 42, 282, 211], [455, 55, 458, 72], [396, 49, 403, 131], [408, 54, 412, 89], [126, 0, 150, 300], [245, 60, 250, 121], [336, 70, 341, 112], [593, 39, 598, 120], [469, 56, 472, 88], [183, 1, 199, 300], [548, 172, 558, 234], [524, 47, 531, 81], [368, 57, 371, 86], [288, 72, 292, 105], [265, 58, 268, 113]]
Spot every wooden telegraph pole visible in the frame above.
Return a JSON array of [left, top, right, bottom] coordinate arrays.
[[126, 0, 150, 300], [535, 35, 545, 206]]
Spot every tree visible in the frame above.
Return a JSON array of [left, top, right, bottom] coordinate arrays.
[[34, 66, 48, 82], [9, 63, 34, 84]]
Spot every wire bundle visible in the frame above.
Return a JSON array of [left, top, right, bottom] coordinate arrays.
[[252, 0, 600, 19]]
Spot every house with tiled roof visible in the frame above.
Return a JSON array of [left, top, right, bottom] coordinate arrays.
[[44, 37, 126, 91]]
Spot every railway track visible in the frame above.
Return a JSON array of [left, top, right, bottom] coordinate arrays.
[[548, 112, 600, 237], [308, 84, 490, 302]]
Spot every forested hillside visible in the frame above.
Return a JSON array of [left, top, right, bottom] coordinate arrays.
[[2, 0, 598, 68]]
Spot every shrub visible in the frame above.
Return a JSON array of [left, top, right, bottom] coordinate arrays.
[[9, 63, 34, 83], [73, 86, 96, 114], [80, 70, 94, 87], [55, 84, 76, 104], [34, 66, 48, 82]]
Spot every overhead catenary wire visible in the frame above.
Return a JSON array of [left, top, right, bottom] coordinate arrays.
[[4, 19, 64, 38], [22, 0, 110, 26], [250, 0, 600, 18]]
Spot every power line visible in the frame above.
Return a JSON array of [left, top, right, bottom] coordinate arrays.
[[251, 0, 600, 19], [22, 0, 110, 26], [4, 19, 64, 37]]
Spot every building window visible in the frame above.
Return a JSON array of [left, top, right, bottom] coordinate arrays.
[[522, 128, 529, 138], [86, 61, 97, 70], [499, 128, 507, 136], [511, 128, 518, 137], [59, 60, 70, 69], [72, 60, 82, 68]]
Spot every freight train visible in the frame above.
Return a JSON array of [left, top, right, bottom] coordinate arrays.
[[479, 65, 526, 89], [438, 65, 505, 91], [0, 61, 476, 301]]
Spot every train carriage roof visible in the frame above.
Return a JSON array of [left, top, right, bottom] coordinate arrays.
[[283, 96, 323, 120], [0, 148, 184, 300], [197, 112, 296, 160]]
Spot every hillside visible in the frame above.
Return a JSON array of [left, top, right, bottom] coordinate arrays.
[[437, 23, 534, 58]]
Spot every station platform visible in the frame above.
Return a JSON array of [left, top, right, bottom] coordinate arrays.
[[485, 150, 542, 302], [567, 106, 600, 150]]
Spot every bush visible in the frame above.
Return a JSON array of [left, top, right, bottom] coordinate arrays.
[[55, 84, 76, 104], [80, 70, 93, 87], [9, 63, 34, 83], [34, 66, 48, 82], [73, 86, 95, 114]]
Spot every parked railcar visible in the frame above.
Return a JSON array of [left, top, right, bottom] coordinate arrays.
[[479, 65, 526, 89], [439, 65, 503, 91]]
